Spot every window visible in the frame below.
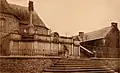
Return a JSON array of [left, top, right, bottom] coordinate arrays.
[[0, 18, 5, 27], [24, 28, 27, 33], [35, 30, 38, 34], [0, 18, 6, 32], [103, 39, 106, 46]]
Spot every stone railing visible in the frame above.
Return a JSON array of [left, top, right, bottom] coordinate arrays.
[[0, 56, 61, 73], [1, 32, 80, 56], [79, 45, 94, 57]]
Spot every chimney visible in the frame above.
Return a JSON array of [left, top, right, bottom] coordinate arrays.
[[111, 22, 118, 28], [79, 32, 84, 42], [28, 0, 35, 35]]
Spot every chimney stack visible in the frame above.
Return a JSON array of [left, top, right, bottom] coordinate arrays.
[[79, 32, 84, 42], [111, 22, 118, 28]]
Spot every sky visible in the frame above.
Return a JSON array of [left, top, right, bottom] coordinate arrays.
[[7, 0, 120, 36]]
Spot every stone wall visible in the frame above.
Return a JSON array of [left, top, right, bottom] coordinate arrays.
[[0, 34, 10, 56], [2, 33, 81, 57], [90, 58, 120, 72], [0, 56, 61, 73], [0, 13, 19, 54], [19, 24, 48, 35], [36, 26, 48, 35], [0, 13, 19, 35]]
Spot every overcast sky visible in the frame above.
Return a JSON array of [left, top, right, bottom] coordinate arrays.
[[7, 0, 120, 36]]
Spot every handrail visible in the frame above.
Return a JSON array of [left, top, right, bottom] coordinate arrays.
[[80, 45, 93, 55]]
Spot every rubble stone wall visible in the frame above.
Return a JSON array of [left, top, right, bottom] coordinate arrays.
[[0, 56, 61, 73], [90, 58, 120, 72]]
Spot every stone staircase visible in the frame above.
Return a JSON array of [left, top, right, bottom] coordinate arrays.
[[43, 58, 115, 73]]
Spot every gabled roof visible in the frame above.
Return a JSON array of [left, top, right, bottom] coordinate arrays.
[[73, 25, 114, 42], [0, 0, 14, 14], [9, 4, 46, 27], [83, 26, 112, 42], [0, 0, 48, 28]]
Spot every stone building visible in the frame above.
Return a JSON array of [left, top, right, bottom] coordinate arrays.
[[0, 0, 80, 56], [75, 22, 120, 58], [0, 0, 119, 58]]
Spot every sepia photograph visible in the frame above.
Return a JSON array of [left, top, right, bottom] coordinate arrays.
[[0, 0, 120, 73]]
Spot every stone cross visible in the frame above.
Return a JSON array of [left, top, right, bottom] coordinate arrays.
[[28, 0, 35, 35]]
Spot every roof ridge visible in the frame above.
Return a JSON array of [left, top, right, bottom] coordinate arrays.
[[83, 26, 112, 42], [8, 3, 47, 27], [85, 26, 111, 34], [0, 0, 14, 14], [9, 3, 28, 9]]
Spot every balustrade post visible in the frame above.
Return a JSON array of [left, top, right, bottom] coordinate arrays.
[[72, 38, 74, 56], [79, 45, 81, 57], [10, 40, 13, 56], [34, 41, 38, 55], [18, 41, 20, 55], [50, 36, 52, 55]]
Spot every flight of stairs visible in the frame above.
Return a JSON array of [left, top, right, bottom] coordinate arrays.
[[43, 58, 115, 73]]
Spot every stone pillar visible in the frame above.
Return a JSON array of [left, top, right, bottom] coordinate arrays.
[[72, 38, 74, 56], [9, 40, 13, 56], [79, 45, 81, 57], [50, 37, 52, 54], [34, 41, 38, 55], [51, 43, 53, 54], [18, 41, 20, 55], [58, 37, 60, 50]]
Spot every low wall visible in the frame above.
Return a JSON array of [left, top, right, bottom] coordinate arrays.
[[90, 58, 120, 72], [0, 56, 61, 73]]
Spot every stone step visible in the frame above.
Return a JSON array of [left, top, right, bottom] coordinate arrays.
[[47, 68, 108, 71], [43, 71, 114, 73], [44, 69, 113, 72], [58, 61, 94, 64], [59, 59, 91, 61], [47, 67, 104, 70], [59, 60, 93, 62], [52, 65, 93, 67], [43, 59, 114, 73], [55, 63, 93, 65]]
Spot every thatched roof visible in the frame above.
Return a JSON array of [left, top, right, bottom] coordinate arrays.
[[0, 0, 48, 28]]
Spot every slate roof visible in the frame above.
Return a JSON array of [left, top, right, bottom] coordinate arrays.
[[73, 26, 112, 42], [83, 26, 112, 42], [0, 0, 48, 28], [0, 0, 14, 14]]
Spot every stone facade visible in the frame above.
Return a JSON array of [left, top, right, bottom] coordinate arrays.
[[80, 23, 120, 58], [0, 13, 19, 41], [0, 0, 81, 57], [0, 0, 119, 58], [90, 58, 120, 72], [0, 56, 61, 73], [1, 32, 80, 56]]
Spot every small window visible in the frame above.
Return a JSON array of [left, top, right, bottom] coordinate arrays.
[[35, 30, 38, 34], [0, 18, 7, 32], [24, 28, 27, 33], [103, 39, 106, 46], [0, 18, 6, 27]]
